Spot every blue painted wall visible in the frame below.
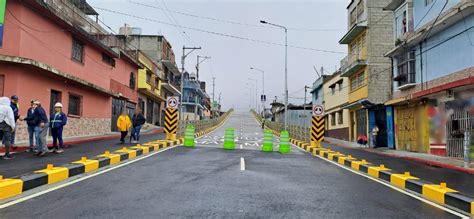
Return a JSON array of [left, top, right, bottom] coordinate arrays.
[[413, 0, 459, 29], [392, 13, 474, 91], [311, 77, 324, 105]]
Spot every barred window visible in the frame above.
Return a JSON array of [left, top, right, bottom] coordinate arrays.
[[102, 53, 115, 67], [72, 39, 84, 63], [68, 94, 82, 116], [331, 113, 336, 126], [338, 111, 344, 124], [396, 51, 416, 87]]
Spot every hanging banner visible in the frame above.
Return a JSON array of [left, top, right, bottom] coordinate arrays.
[[0, 0, 6, 48]]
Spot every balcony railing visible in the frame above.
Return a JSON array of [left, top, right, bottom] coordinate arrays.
[[340, 47, 367, 77]]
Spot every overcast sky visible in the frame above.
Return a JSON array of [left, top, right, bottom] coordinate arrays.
[[88, 0, 348, 111]]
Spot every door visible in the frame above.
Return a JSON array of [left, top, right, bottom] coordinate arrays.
[[50, 90, 62, 116], [111, 97, 125, 132], [386, 106, 395, 149], [146, 99, 153, 124], [374, 108, 388, 148], [153, 101, 161, 126]]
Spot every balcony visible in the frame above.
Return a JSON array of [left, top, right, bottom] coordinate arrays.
[[162, 79, 181, 95], [110, 79, 137, 102], [394, 73, 416, 90], [340, 47, 368, 77], [339, 24, 367, 45]]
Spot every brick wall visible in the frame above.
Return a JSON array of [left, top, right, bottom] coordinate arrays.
[[367, 0, 394, 104], [327, 127, 350, 141]]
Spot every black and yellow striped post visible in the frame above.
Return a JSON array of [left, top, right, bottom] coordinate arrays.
[[310, 116, 324, 148], [164, 108, 178, 140]]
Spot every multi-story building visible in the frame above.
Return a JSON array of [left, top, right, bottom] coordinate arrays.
[[182, 72, 210, 120], [384, 0, 474, 157], [116, 29, 181, 123], [0, 0, 139, 138], [136, 51, 164, 126], [339, 0, 394, 147], [323, 71, 350, 141]]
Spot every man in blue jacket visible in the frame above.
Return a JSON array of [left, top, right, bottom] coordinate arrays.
[[22, 100, 39, 152], [31, 101, 49, 156], [50, 102, 67, 154]]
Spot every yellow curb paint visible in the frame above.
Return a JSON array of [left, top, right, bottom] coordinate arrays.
[[422, 183, 458, 204], [337, 156, 355, 165], [368, 165, 390, 178], [115, 147, 137, 159], [132, 145, 150, 154], [351, 160, 369, 171], [35, 165, 69, 184], [390, 172, 419, 188], [98, 151, 121, 165], [72, 157, 99, 173], [0, 177, 23, 199]]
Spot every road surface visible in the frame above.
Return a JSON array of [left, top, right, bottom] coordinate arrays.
[[0, 112, 462, 218]]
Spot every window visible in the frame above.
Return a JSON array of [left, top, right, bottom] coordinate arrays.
[[338, 81, 343, 91], [50, 90, 62, 116], [331, 113, 336, 126], [331, 87, 335, 95], [68, 94, 82, 116], [425, 0, 433, 6], [129, 72, 136, 89], [350, 8, 357, 25], [357, 0, 364, 16], [338, 111, 344, 124], [72, 38, 84, 63], [351, 71, 366, 91], [146, 71, 152, 84], [102, 53, 115, 67], [395, 51, 416, 87], [0, 75, 4, 96]]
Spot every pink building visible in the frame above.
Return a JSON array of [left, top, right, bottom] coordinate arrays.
[[0, 0, 139, 142]]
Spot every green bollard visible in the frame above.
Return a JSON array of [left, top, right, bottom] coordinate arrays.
[[262, 130, 273, 152], [279, 131, 291, 154], [223, 128, 235, 150], [184, 125, 195, 148]]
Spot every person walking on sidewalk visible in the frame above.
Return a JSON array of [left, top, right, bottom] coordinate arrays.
[[33, 101, 49, 157], [22, 100, 39, 152], [130, 109, 145, 143], [117, 110, 131, 144], [0, 97, 16, 159], [50, 103, 67, 154], [371, 125, 379, 148]]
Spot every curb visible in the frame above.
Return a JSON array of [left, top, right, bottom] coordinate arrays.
[[1, 128, 164, 154], [325, 139, 474, 175], [290, 139, 474, 216], [0, 114, 231, 201]]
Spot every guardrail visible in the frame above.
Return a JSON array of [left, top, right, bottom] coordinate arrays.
[[251, 110, 310, 143], [177, 109, 233, 138]]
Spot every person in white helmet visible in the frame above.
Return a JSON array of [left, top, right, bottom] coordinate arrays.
[[50, 102, 67, 153]]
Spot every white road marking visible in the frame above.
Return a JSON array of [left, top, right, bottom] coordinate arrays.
[[293, 146, 469, 218], [240, 157, 245, 171], [240, 144, 243, 149], [0, 145, 178, 209]]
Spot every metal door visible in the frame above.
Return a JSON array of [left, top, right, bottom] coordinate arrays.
[[146, 99, 153, 124], [111, 97, 125, 132], [446, 107, 473, 158]]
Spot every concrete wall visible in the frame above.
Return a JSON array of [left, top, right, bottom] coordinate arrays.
[[413, 0, 460, 29]]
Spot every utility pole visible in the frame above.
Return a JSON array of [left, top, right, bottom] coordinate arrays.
[[180, 46, 201, 120], [303, 85, 310, 141], [196, 55, 210, 80], [212, 77, 216, 102], [218, 92, 221, 112]]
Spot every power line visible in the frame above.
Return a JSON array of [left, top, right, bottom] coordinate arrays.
[[156, 0, 198, 46], [128, 0, 341, 32], [94, 7, 346, 55]]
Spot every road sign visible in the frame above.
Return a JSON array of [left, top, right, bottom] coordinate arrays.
[[166, 96, 179, 109], [310, 116, 325, 147], [164, 108, 178, 139], [312, 105, 324, 116]]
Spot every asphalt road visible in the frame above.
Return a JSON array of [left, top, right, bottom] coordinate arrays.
[[0, 112, 461, 218]]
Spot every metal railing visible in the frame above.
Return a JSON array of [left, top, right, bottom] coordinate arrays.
[[176, 109, 233, 138], [252, 110, 310, 143]]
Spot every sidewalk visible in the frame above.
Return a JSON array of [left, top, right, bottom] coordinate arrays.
[[0, 128, 165, 178], [0, 127, 164, 154], [324, 137, 474, 197]]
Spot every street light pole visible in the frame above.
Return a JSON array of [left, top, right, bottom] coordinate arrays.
[[250, 67, 265, 115], [248, 78, 258, 113], [196, 55, 211, 80], [180, 46, 201, 120], [260, 20, 288, 130]]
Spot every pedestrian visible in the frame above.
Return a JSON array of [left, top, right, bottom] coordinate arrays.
[[50, 102, 67, 154], [371, 125, 379, 148], [22, 100, 38, 152], [0, 97, 16, 159], [32, 101, 49, 157], [357, 135, 368, 148], [5, 95, 19, 149], [117, 110, 131, 144], [261, 117, 265, 129], [130, 109, 145, 143]]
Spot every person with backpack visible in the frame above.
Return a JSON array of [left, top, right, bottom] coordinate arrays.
[[117, 110, 131, 144], [130, 109, 146, 143], [50, 102, 67, 153]]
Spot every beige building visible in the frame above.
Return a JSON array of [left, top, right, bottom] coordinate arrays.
[[323, 71, 350, 141]]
